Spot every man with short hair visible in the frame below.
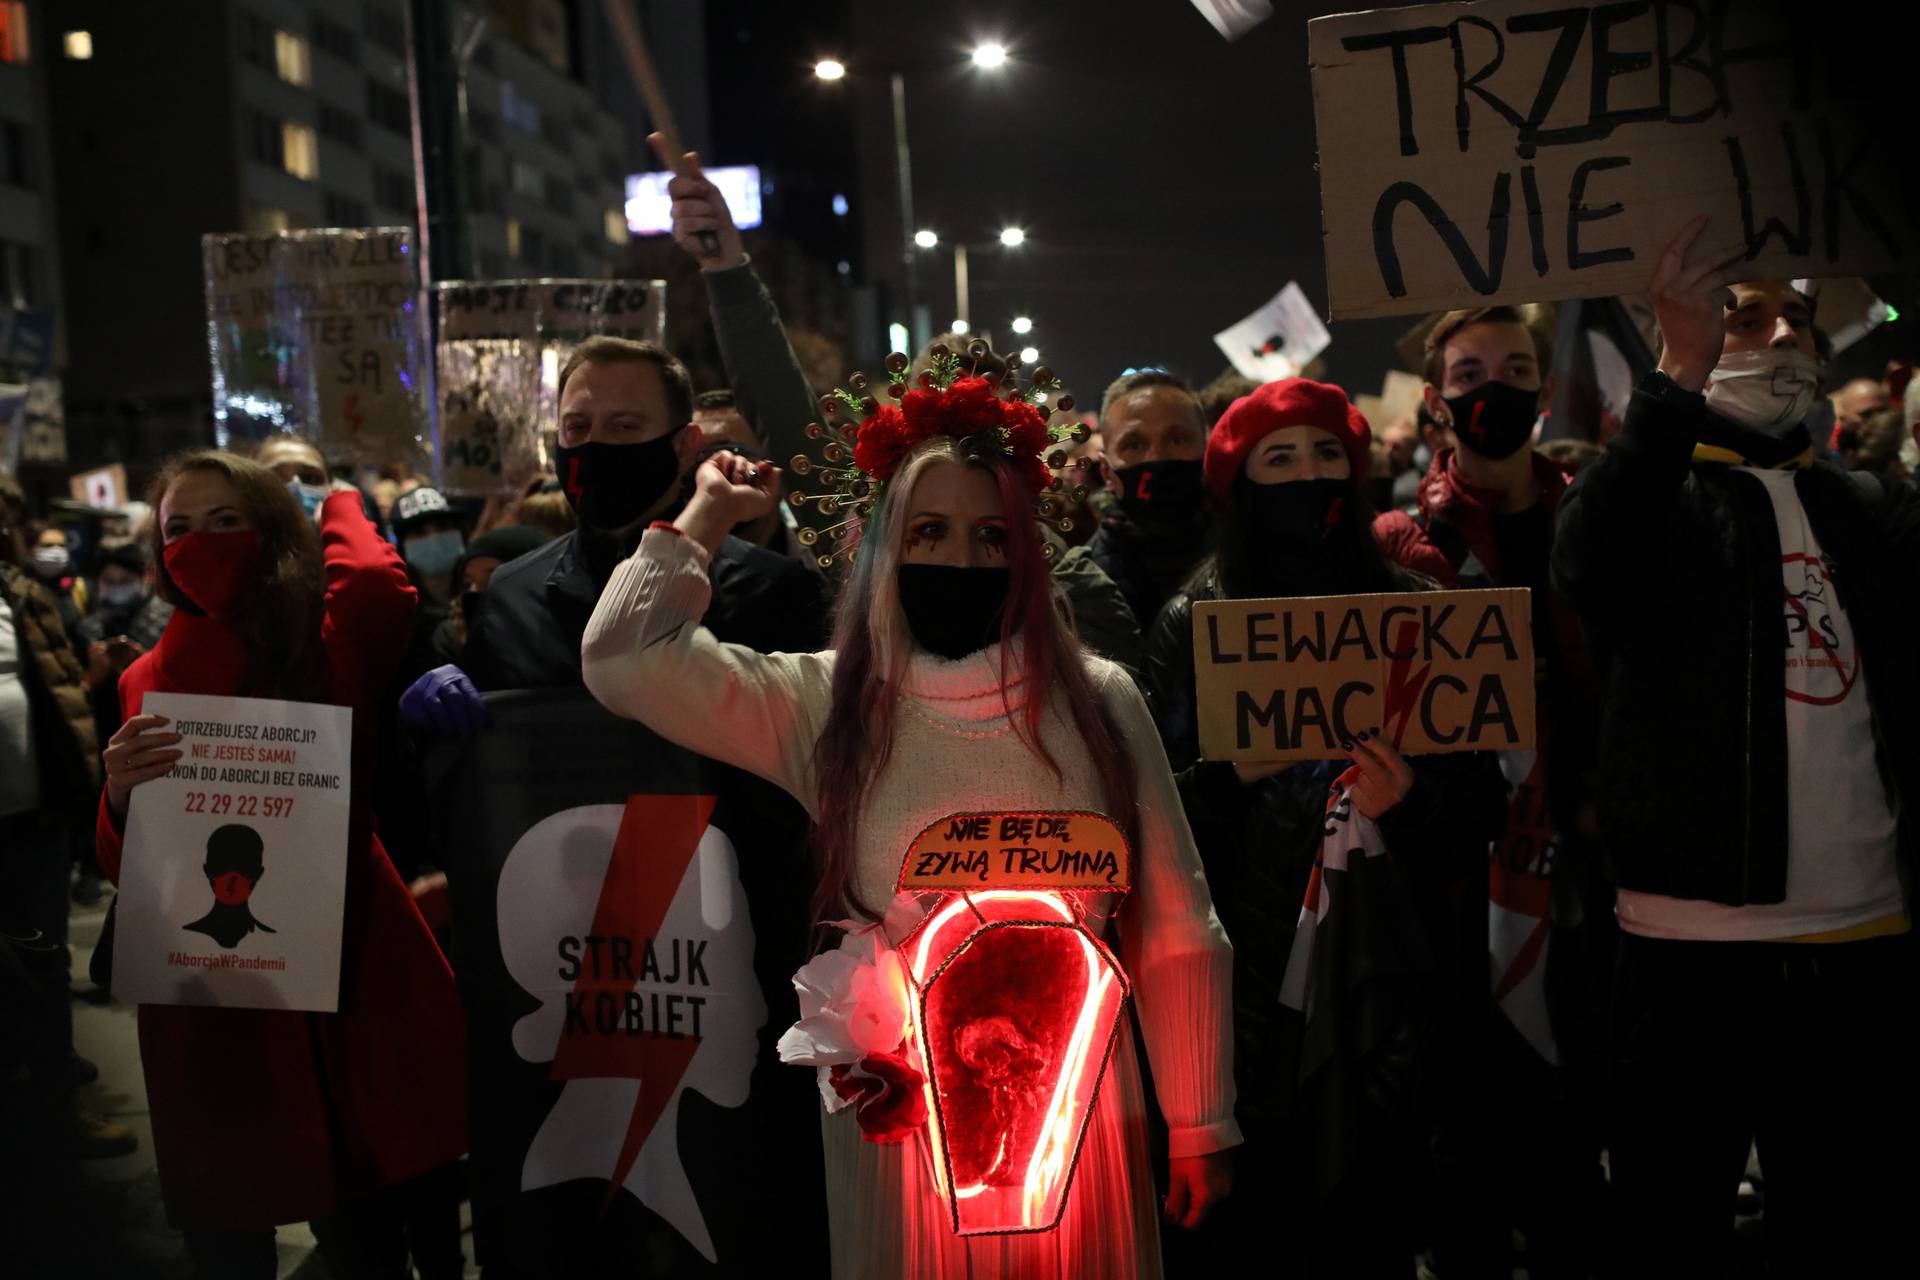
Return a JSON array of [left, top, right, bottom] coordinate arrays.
[[1554, 217, 1920, 1274], [1829, 374, 1891, 433], [1376, 303, 1608, 1279], [1079, 369, 1214, 631], [419, 337, 824, 696]]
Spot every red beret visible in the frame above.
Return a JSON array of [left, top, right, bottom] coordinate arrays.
[[1205, 377, 1372, 503]]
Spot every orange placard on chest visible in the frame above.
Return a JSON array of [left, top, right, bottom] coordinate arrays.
[[897, 811, 1131, 894]]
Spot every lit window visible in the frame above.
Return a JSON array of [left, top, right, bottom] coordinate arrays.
[[62, 29, 92, 60], [505, 217, 521, 259], [604, 209, 627, 246], [282, 122, 318, 181], [274, 31, 311, 86], [0, 2, 29, 65]]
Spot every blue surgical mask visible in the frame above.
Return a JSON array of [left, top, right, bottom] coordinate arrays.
[[404, 529, 465, 577], [288, 479, 328, 519]]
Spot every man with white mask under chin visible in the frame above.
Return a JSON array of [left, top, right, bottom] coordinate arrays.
[[1552, 216, 1920, 1276]]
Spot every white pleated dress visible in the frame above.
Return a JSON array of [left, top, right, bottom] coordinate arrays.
[[583, 528, 1242, 1279]]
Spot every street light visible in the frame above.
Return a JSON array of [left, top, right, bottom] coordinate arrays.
[[914, 229, 940, 249], [1020, 346, 1040, 365], [951, 319, 971, 335], [813, 59, 846, 80], [971, 43, 1008, 70], [1010, 316, 1033, 335], [999, 226, 1026, 248]]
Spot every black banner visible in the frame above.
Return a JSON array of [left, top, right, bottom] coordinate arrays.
[[428, 690, 827, 1277]]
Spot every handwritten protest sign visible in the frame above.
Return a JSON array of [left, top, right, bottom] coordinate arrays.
[[203, 228, 434, 471], [1194, 588, 1535, 762], [1214, 282, 1332, 383], [435, 279, 667, 495], [1309, 0, 1911, 319], [115, 693, 352, 1011], [898, 812, 1132, 893]]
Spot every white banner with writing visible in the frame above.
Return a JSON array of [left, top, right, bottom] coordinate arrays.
[[116, 692, 353, 1011]]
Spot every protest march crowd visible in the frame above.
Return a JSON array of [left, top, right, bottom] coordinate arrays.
[[4, 10, 1919, 1280]]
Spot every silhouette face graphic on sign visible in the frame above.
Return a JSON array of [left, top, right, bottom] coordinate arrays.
[[182, 824, 277, 951]]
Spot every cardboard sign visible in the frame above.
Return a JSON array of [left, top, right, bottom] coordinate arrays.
[[1308, 0, 1911, 319], [1194, 588, 1535, 762], [898, 811, 1132, 893], [69, 463, 127, 511], [203, 228, 434, 471], [114, 693, 353, 1011], [435, 279, 666, 495], [1214, 282, 1333, 383], [17, 376, 64, 466]]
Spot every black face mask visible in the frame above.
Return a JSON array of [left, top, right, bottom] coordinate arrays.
[[1113, 459, 1207, 529], [1243, 477, 1349, 557], [554, 435, 684, 532], [1443, 380, 1540, 461], [896, 564, 1011, 661]]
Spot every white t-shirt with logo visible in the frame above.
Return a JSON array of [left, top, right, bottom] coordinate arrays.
[[1616, 467, 1904, 941]]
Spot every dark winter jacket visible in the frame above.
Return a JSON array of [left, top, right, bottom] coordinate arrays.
[[464, 527, 827, 692], [1083, 513, 1214, 635], [0, 561, 99, 820], [1551, 371, 1920, 905], [1147, 570, 1507, 1142]]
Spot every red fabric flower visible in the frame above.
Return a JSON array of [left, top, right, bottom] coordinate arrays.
[[852, 404, 914, 481], [828, 1048, 928, 1144], [1001, 400, 1050, 457]]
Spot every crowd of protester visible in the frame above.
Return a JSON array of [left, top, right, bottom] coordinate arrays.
[[3, 143, 1918, 1280]]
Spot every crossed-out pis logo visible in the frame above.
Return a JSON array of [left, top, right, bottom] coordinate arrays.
[[1781, 552, 1858, 706], [497, 796, 765, 1262]]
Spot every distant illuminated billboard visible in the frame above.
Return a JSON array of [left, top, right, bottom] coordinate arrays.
[[624, 165, 763, 236]]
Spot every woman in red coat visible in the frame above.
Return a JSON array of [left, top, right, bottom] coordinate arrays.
[[98, 451, 466, 1278]]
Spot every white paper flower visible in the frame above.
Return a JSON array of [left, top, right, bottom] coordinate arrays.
[[776, 897, 930, 1078]]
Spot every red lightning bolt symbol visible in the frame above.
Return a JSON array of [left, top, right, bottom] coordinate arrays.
[[1380, 619, 1431, 749], [550, 793, 715, 1209]]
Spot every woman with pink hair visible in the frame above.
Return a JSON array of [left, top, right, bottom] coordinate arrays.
[[581, 356, 1238, 1277]]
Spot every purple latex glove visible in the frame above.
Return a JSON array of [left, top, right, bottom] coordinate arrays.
[[400, 664, 488, 736]]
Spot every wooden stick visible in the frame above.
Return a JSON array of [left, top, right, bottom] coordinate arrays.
[[601, 0, 721, 256]]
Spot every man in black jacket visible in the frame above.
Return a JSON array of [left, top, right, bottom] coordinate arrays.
[[1071, 370, 1215, 633], [1552, 216, 1920, 1275], [433, 337, 824, 695]]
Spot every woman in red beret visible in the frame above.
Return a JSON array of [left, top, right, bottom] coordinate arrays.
[[1144, 378, 1506, 1277]]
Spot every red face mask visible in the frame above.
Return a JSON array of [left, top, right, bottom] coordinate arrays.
[[163, 529, 260, 620], [210, 870, 256, 905]]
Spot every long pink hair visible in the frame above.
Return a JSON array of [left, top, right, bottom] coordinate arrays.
[[810, 438, 1139, 924]]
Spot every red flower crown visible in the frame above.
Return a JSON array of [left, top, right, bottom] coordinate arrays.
[[787, 341, 1095, 568]]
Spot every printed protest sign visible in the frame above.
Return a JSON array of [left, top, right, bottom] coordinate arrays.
[[898, 812, 1132, 893], [203, 227, 434, 471], [435, 280, 667, 495], [1308, 0, 1912, 318], [1213, 282, 1333, 383], [426, 689, 825, 1276], [114, 693, 352, 1011], [1193, 588, 1535, 762]]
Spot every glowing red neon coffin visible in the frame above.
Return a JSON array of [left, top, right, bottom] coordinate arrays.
[[894, 812, 1133, 1237]]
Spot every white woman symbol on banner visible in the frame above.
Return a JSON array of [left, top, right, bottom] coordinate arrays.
[[496, 796, 765, 1262]]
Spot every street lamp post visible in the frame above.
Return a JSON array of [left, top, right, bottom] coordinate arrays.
[[816, 45, 1008, 354]]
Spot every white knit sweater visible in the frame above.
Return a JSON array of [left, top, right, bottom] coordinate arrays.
[[582, 526, 1241, 1159]]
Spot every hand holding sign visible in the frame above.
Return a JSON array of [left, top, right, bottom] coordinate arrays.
[[105, 713, 185, 817], [648, 133, 746, 272], [1341, 729, 1415, 819], [1649, 215, 1751, 393]]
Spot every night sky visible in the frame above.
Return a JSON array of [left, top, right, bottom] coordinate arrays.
[[839, 0, 1411, 403]]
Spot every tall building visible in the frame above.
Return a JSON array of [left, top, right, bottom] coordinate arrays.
[[0, 0, 60, 384], [43, 0, 644, 471]]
